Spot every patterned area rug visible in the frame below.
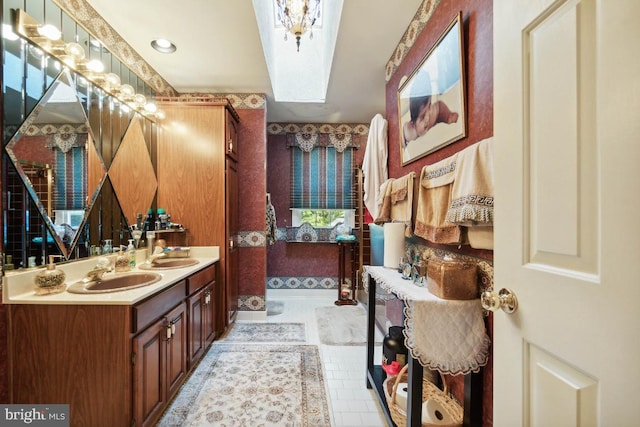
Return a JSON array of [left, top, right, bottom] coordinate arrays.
[[158, 344, 331, 426], [223, 322, 306, 342], [315, 305, 369, 346]]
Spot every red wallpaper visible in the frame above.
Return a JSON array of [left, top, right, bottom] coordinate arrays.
[[237, 109, 267, 230], [237, 108, 267, 298], [384, 0, 493, 425]]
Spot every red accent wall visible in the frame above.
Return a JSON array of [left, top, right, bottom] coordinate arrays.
[[384, 0, 493, 425], [266, 133, 367, 280], [237, 108, 267, 297]]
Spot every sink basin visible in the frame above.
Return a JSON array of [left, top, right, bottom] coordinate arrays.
[[66, 272, 162, 294], [138, 258, 200, 270]]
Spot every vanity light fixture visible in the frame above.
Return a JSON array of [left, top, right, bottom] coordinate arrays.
[[13, 8, 164, 121], [151, 38, 176, 54]]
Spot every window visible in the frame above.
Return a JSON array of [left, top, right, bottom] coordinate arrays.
[[291, 208, 355, 228], [289, 133, 357, 229]]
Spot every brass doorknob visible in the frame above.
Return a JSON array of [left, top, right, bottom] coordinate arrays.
[[481, 288, 518, 314]]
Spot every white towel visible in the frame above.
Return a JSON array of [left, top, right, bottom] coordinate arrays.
[[446, 137, 494, 225], [362, 114, 388, 220]]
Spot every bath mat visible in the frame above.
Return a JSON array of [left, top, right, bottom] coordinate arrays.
[[315, 305, 369, 346], [267, 300, 285, 316], [157, 344, 331, 426], [222, 322, 306, 342]]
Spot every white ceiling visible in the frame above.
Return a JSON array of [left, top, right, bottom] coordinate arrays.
[[85, 0, 423, 124]]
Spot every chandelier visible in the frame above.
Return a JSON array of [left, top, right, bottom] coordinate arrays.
[[276, 0, 321, 51]]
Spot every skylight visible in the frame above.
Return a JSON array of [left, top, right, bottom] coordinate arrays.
[[252, 0, 343, 103]]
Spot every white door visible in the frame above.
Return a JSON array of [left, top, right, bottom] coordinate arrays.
[[494, 0, 640, 425]]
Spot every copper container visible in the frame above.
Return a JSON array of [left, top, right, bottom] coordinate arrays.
[[427, 258, 478, 300]]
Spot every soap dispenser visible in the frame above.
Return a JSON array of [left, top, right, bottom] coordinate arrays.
[[127, 239, 136, 268], [34, 255, 66, 295], [115, 245, 131, 272]]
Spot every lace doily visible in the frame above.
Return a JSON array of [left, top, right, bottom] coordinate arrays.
[[363, 266, 490, 375]]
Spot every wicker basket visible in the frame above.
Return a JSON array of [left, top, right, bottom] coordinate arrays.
[[382, 364, 463, 427]]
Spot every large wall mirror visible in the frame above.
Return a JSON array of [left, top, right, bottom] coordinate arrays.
[[2, 3, 158, 268], [5, 69, 106, 259]]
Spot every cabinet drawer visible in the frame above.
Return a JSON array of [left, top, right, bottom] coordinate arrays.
[[132, 280, 186, 333], [187, 264, 216, 295]]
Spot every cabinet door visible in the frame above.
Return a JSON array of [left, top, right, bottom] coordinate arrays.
[[203, 283, 215, 346], [188, 287, 206, 366], [166, 303, 187, 399], [225, 156, 239, 325], [188, 282, 215, 367], [132, 318, 167, 427]]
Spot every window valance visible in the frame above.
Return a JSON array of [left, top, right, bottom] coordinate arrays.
[[286, 132, 359, 152]]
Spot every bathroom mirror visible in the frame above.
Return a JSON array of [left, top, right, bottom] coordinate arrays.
[[5, 68, 107, 259], [109, 116, 158, 227]]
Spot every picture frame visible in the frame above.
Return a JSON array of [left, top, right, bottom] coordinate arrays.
[[397, 11, 466, 166]]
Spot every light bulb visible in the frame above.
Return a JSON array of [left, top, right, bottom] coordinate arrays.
[[37, 24, 61, 41], [119, 84, 135, 98], [104, 73, 121, 88], [144, 102, 158, 113], [86, 59, 104, 73], [133, 93, 147, 106], [64, 42, 85, 59], [2, 24, 19, 41]]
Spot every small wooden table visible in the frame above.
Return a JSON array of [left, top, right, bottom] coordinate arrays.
[[335, 239, 358, 306]]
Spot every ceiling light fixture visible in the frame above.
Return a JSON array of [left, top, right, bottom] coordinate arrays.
[[276, 0, 321, 52], [151, 38, 176, 54]]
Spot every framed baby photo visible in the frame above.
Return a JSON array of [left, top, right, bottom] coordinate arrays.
[[397, 11, 467, 166]]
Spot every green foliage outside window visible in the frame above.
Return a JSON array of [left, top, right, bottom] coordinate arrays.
[[300, 210, 345, 227]]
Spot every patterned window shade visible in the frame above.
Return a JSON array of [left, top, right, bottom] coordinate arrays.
[[290, 145, 355, 209], [54, 146, 87, 210]]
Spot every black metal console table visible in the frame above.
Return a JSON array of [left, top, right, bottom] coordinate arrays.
[[364, 266, 487, 427]]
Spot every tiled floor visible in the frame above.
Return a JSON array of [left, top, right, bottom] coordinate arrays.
[[223, 289, 388, 427]]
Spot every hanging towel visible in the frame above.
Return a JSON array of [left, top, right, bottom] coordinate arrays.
[[414, 155, 461, 244], [389, 172, 416, 237], [446, 137, 494, 225], [362, 114, 388, 220], [374, 178, 394, 224], [266, 195, 277, 245]]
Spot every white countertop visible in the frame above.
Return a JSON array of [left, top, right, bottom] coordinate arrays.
[[2, 246, 219, 305]]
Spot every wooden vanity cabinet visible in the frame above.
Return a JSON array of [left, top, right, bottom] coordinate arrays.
[[132, 301, 187, 427], [187, 263, 216, 366], [157, 99, 240, 337], [7, 262, 218, 427]]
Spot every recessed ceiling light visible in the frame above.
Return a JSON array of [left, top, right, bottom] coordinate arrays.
[[151, 38, 176, 54]]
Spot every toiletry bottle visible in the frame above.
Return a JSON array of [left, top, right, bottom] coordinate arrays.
[[145, 209, 155, 231], [128, 239, 136, 268], [102, 239, 113, 254], [115, 245, 130, 272], [34, 255, 66, 295], [136, 213, 143, 231], [157, 208, 167, 230]]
